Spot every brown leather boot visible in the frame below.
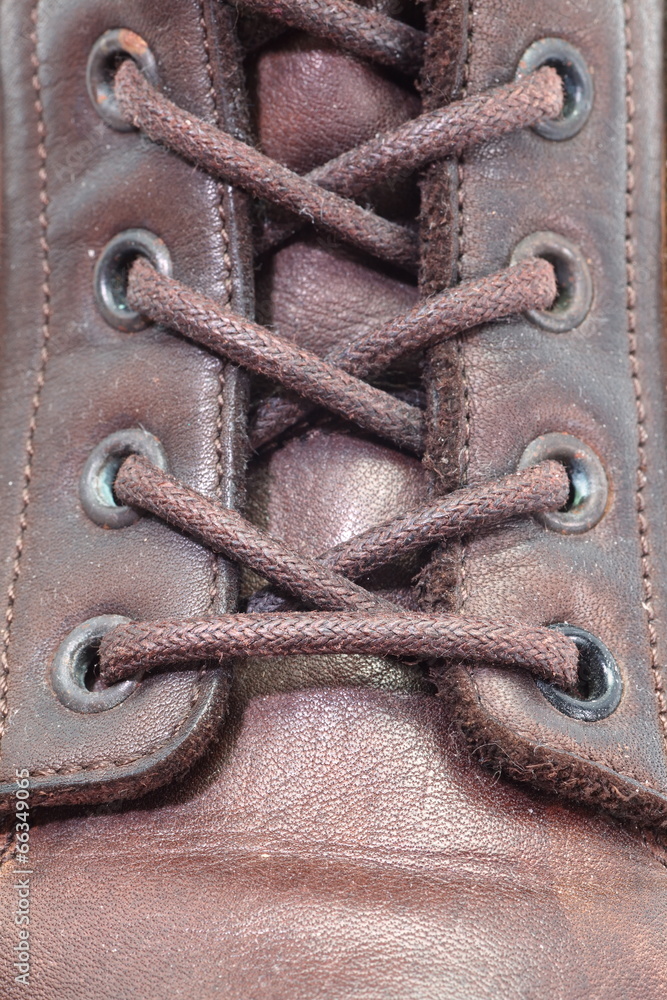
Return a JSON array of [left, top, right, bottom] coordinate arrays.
[[1, 0, 666, 996]]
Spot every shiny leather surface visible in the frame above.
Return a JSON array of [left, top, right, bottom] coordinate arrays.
[[3, 692, 667, 998], [0, 0, 666, 997]]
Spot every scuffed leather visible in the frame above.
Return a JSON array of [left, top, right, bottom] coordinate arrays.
[[0, 0, 248, 805], [432, 0, 667, 825]]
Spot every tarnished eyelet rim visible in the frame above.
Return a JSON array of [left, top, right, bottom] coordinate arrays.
[[518, 433, 608, 534], [80, 428, 168, 529], [94, 228, 172, 332], [51, 615, 141, 713], [516, 38, 594, 141], [537, 624, 623, 722], [87, 28, 158, 132], [511, 232, 593, 332]]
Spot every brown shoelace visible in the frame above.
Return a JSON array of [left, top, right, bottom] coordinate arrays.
[[114, 58, 562, 270], [231, 0, 426, 74], [97, 0, 580, 692], [125, 254, 556, 455]]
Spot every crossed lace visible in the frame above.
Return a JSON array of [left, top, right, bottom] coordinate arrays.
[[96, 0, 580, 691]]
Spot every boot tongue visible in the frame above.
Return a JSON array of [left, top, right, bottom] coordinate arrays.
[[252, 32, 419, 174], [250, 26, 421, 361], [243, 6, 427, 638]]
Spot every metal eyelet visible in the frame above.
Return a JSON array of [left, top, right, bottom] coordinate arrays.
[[87, 28, 158, 132], [511, 232, 593, 332], [51, 615, 141, 713], [516, 38, 594, 141], [537, 624, 623, 721], [518, 433, 608, 534], [94, 229, 172, 332], [80, 428, 168, 529]]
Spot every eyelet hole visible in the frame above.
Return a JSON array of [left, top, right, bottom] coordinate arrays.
[[511, 232, 592, 332], [82, 643, 102, 692], [51, 616, 141, 713], [77, 633, 109, 694], [518, 433, 608, 534], [556, 453, 592, 515], [537, 625, 622, 721], [516, 38, 593, 140], [80, 429, 168, 529], [540, 250, 574, 315], [87, 28, 158, 132], [94, 229, 172, 332]]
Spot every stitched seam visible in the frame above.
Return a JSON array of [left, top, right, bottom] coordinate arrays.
[[199, 0, 233, 617], [199, 0, 234, 309], [456, 0, 473, 612], [200, 0, 224, 613], [623, 2, 667, 745], [0, 1, 52, 743]]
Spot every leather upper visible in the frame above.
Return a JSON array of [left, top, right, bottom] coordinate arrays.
[[424, 0, 667, 825], [0, 1, 667, 997], [0, 0, 249, 805]]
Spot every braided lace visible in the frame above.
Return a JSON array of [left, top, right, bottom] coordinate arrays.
[[96, 0, 579, 691]]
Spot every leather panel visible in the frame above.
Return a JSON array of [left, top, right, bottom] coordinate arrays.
[[434, 0, 667, 822], [0, 0, 247, 806]]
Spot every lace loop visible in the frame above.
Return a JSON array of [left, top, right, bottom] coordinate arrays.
[[113, 453, 569, 593], [258, 67, 563, 254], [250, 256, 557, 447], [126, 254, 556, 454], [95, 455, 573, 685], [114, 59, 563, 267], [116, 60, 418, 268]]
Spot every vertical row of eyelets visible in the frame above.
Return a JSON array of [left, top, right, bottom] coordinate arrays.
[[512, 39, 595, 337], [51, 31, 167, 714], [509, 40, 621, 720]]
